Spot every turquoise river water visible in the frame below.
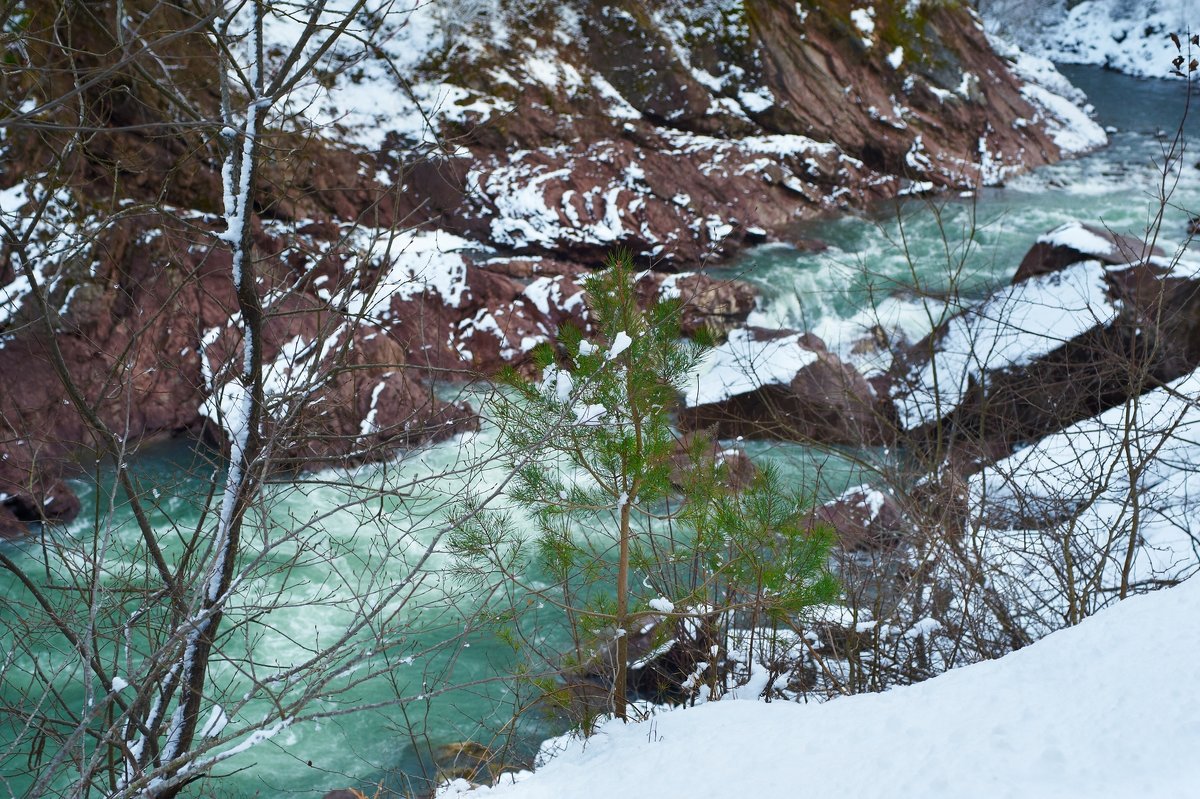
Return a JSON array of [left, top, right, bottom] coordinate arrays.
[[1, 65, 1198, 798]]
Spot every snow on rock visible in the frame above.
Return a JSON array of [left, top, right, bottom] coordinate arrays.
[[893, 259, 1117, 430], [1015, 219, 1166, 283], [522, 276, 586, 318], [967, 365, 1200, 633], [850, 7, 876, 47], [682, 329, 819, 407], [343, 227, 479, 320], [261, 0, 515, 150], [1030, 0, 1194, 80], [811, 484, 910, 551], [0, 182, 89, 330], [467, 144, 657, 252], [989, 35, 1108, 157], [465, 575, 1200, 798], [1038, 221, 1123, 258]]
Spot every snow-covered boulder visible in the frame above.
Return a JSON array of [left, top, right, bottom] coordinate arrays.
[[891, 220, 1200, 468], [679, 328, 889, 447], [1015, 220, 1164, 282], [890, 258, 1120, 433]]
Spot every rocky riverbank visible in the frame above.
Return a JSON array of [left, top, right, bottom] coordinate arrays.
[[0, 0, 1108, 532]]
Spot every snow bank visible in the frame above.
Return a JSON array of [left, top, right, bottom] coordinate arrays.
[[893, 259, 1117, 430], [967, 365, 1200, 633], [460, 575, 1200, 798]]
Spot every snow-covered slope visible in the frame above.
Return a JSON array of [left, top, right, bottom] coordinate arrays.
[[983, 0, 1196, 79], [964, 364, 1200, 637], [455, 575, 1200, 798]]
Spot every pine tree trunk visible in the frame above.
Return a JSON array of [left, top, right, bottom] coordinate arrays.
[[615, 499, 630, 720]]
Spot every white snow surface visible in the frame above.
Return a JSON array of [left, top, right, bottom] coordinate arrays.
[[893, 259, 1117, 430], [647, 597, 675, 613], [683, 328, 819, 407], [259, 0, 516, 149], [1039, 220, 1120, 257], [459, 575, 1200, 798], [345, 227, 478, 317], [1038, 0, 1196, 80], [0, 181, 89, 331], [989, 36, 1108, 156], [967, 365, 1200, 631]]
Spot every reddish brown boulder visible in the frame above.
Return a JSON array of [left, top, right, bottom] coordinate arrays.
[[811, 487, 910, 552], [679, 330, 890, 447], [669, 431, 756, 493], [1014, 221, 1164, 282], [0, 505, 24, 539]]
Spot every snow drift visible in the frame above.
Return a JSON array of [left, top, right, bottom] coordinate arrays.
[[454, 575, 1200, 798]]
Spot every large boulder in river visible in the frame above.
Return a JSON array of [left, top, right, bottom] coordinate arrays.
[[1014, 221, 1165, 282], [811, 486, 911, 553], [890, 221, 1200, 471], [679, 328, 889, 446]]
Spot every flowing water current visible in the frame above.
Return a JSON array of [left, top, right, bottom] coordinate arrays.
[[2, 66, 1198, 798]]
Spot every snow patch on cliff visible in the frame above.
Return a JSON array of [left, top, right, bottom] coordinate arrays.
[[989, 36, 1108, 156], [344, 228, 479, 318]]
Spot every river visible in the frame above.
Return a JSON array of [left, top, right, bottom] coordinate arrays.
[[1, 65, 1197, 798]]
